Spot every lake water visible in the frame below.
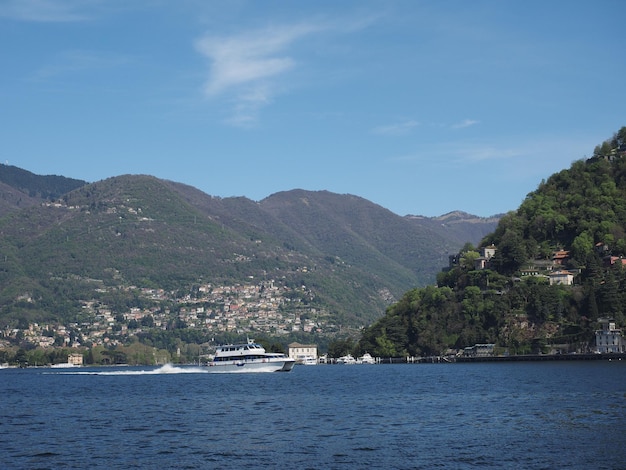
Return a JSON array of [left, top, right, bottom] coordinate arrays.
[[1, 361, 625, 469]]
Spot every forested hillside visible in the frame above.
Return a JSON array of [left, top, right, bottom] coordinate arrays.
[[357, 127, 626, 357], [0, 164, 87, 217], [0, 171, 497, 347], [0, 164, 86, 207]]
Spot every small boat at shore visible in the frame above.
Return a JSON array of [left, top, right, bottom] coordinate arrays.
[[337, 354, 356, 364], [358, 353, 377, 364], [207, 339, 295, 373], [297, 355, 318, 365]]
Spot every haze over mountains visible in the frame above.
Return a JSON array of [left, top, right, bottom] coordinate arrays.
[[0, 164, 498, 327]]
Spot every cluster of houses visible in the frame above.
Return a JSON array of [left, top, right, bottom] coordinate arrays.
[[0, 280, 334, 351], [472, 244, 577, 285], [471, 243, 626, 287], [460, 243, 625, 356]]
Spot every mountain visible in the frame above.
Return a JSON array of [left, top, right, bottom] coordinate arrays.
[[406, 211, 503, 248], [0, 164, 86, 216], [0, 171, 497, 333], [358, 127, 626, 358]]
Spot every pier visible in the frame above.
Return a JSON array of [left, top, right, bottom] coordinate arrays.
[[455, 352, 626, 363]]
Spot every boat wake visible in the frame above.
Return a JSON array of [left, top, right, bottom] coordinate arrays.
[[46, 364, 208, 376]]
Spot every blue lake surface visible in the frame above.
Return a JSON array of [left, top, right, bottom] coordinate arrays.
[[1, 361, 625, 469]]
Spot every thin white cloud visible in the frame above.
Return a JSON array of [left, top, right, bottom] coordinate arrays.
[[194, 14, 380, 127], [225, 85, 273, 128], [0, 0, 95, 22], [387, 135, 594, 169], [452, 119, 480, 129], [387, 142, 522, 164], [195, 23, 324, 126], [372, 120, 420, 136], [196, 24, 323, 94]]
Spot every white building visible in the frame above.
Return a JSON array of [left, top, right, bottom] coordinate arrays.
[[463, 343, 495, 357], [549, 270, 575, 286], [68, 353, 84, 366], [288, 342, 318, 362], [483, 245, 497, 260], [595, 319, 624, 353]]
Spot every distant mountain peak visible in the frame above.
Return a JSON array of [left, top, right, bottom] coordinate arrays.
[[0, 163, 87, 217]]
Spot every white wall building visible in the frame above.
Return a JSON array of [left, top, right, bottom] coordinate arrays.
[[549, 270, 575, 286], [595, 319, 624, 353], [288, 342, 318, 361]]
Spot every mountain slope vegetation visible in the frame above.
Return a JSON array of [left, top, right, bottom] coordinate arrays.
[[357, 127, 626, 357], [0, 171, 497, 332], [0, 164, 86, 216]]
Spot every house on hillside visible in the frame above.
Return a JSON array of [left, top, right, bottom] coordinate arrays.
[[595, 242, 609, 255], [520, 268, 541, 277], [549, 270, 575, 286], [474, 245, 497, 270], [483, 244, 497, 260], [552, 250, 570, 265], [604, 256, 626, 268], [595, 319, 624, 353]]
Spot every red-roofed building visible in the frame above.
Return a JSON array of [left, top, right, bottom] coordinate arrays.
[[552, 250, 570, 265]]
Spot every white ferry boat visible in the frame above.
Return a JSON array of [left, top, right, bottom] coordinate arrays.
[[207, 339, 295, 373], [50, 362, 80, 368]]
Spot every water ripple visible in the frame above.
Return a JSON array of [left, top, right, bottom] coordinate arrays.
[[1, 362, 625, 468]]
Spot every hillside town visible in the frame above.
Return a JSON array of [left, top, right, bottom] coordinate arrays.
[[0, 279, 336, 352], [3, 239, 626, 363]]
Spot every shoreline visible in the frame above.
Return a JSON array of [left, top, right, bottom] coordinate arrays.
[[455, 352, 626, 363]]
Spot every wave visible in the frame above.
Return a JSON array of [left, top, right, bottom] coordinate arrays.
[[46, 364, 208, 376]]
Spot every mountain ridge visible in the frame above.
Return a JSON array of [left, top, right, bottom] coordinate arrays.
[[0, 167, 498, 332]]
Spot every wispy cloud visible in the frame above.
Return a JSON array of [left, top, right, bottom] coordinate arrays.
[[0, 0, 95, 22], [387, 141, 522, 165], [452, 119, 480, 129], [195, 23, 324, 126], [224, 85, 273, 127], [372, 120, 420, 136]]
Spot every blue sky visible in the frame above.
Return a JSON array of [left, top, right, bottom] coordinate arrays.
[[1, 0, 624, 217]]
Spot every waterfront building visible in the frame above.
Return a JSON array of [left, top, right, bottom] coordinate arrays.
[[288, 342, 318, 362], [463, 343, 495, 357], [595, 319, 624, 353]]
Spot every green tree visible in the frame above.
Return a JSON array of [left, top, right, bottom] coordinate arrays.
[[327, 338, 355, 359], [571, 231, 594, 261], [375, 330, 398, 357], [490, 229, 527, 275]]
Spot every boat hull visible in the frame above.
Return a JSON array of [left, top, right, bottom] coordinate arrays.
[[206, 358, 295, 373]]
